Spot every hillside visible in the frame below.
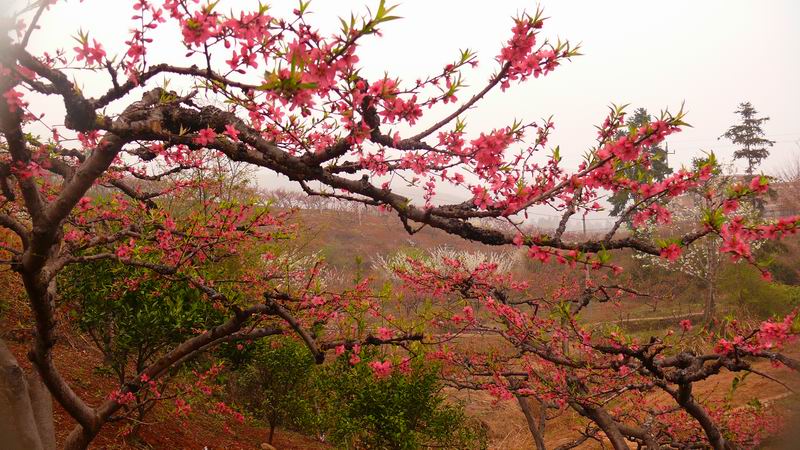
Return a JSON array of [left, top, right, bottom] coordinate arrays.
[[2, 209, 799, 449], [292, 209, 508, 271]]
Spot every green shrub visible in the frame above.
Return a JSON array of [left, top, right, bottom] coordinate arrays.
[[309, 354, 487, 450], [756, 240, 800, 286], [719, 264, 800, 318], [223, 340, 486, 449], [229, 337, 316, 444], [60, 260, 225, 427], [62, 261, 225, 375]]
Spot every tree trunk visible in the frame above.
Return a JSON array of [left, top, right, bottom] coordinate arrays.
[[703, 239, 719, 327], [0, 339, 55, 450], [63, 426, 96, 450], [671, 383, 735, 450], [569, 401, 631, 450], [516, 395, 546, 450], [703, 279, 716, 325], [268, 420, 276, 444]]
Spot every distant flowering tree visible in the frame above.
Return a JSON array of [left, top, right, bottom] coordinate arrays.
[[633, 164, 764, 323], [373, 246, 520, 279], [1, 2, 799, 450]]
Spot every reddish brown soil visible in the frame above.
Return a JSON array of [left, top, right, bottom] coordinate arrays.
[[2, 336, 329, 450], [0, 269, 327, 450], [2, 213, 799, 449], [459, 346, 800, 449]]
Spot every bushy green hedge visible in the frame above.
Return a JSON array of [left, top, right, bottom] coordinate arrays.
[[226, 339, 487, 450]]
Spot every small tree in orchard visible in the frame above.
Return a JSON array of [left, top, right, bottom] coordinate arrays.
[[229, 337, 316, 445], [720, 102, 775, 175], [309, 351, 487, 450], [1, 2, 799, 450]]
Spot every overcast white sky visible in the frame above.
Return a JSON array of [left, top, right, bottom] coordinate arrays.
[[7, 0, 800, 222]]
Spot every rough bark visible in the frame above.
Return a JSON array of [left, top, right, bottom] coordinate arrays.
[[516, 395, 547, 450], [671, 383, 735, 450], [570, 401, 631, 450], [0, 339, 55, 450]]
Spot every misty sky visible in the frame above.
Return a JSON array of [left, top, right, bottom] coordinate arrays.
[[7, 0, 800, 222]]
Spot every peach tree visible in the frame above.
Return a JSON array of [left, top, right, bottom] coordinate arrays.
[[1, 1, 798, 449]]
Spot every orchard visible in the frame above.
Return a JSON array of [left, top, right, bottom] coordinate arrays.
[[1, 1, 798, 449]]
